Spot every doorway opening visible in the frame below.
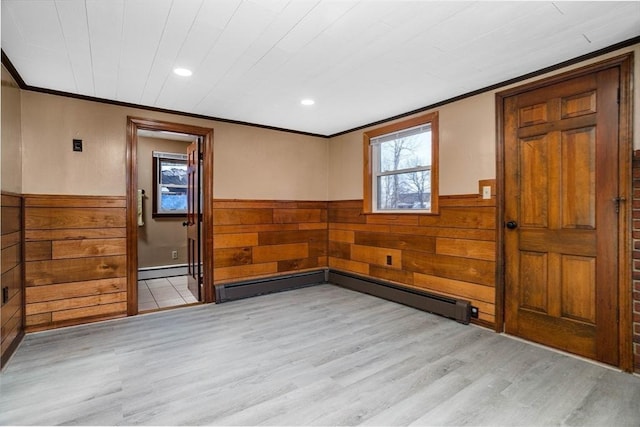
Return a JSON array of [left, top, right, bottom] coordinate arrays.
[[126, 117, 214, 316], [136, 129, 197, 311]]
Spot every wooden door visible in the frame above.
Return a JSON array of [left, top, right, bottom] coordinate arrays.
[[504, 67, 620, 365], [186, 139, 202, 301]]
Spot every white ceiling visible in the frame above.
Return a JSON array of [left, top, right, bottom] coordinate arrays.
[[2, 1, 639, 136]]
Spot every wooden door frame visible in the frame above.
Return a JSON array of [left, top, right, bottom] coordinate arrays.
[[495, 53, 634, 371], [126, 117, 215, 315]]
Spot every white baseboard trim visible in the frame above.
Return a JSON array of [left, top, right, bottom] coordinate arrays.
[[138, 264, 188, 280]]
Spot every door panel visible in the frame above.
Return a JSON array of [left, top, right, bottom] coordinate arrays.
[[561, 90, 596, 118], [519, 251, 548, 312], [186, 139, 201, 301], [561, 128, 596, 228], [561, 255, 595, 323], [504, 68, 620, 365], [520, 135, 549, 227]]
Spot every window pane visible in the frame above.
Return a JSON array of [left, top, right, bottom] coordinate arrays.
[[379, 129, 431, 173], [377, 171, 431, 210], [160, 186, 187, 212], [364, 112, 438, 214], [160, 160, 187, 186]]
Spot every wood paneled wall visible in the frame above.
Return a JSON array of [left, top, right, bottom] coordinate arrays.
[[328, 192, 497, 326], [1, 193, 24, 367], [213, 200, 327, 284], [24, 195, 127, 331], [20, 194, 496, 331]]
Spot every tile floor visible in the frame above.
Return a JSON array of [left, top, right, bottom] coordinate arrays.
[[137, 275, 199, 312]]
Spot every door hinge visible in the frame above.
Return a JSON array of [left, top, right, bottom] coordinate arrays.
[[613, 196, 626, 213], [198, 152, 203, 161], [617, 87, 620, 104]]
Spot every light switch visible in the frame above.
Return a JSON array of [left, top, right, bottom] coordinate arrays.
[[482, 186, 491, 199]]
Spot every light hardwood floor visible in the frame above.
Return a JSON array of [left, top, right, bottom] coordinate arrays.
[[1, 284, 638, 426]]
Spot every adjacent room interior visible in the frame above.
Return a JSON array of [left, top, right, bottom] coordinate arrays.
[[136, 129, 198, 312]]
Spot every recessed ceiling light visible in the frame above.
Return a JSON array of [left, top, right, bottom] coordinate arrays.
[[301, 99, 315, 106], [173, 67, 192, 77]]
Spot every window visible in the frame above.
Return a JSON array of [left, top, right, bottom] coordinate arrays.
[[152, 151, 188, 217], [363, 112, 438, 213]]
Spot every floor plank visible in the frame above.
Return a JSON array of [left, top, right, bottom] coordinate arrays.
[[0, 284, 638, 426]]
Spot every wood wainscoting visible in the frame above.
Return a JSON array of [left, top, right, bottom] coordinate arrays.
[[1, 193, 24, 368], [328, 192, 497, 327], [23, 195, 127, 331], [18, 194, 495, 332], [213, 200, 328, 284]]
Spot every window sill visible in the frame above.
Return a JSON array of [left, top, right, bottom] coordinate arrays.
[[370, 210, 433, 215], [362, 209, 440, 217], [151, 213, 187, 219]]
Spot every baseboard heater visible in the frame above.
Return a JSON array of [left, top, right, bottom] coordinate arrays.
[[329, 270, 471, 324], [138, 264, 188, 280], [215, 270, 326, 303]]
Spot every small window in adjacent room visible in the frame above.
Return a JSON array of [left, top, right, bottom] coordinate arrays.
[[364, 112, 439, 213], [152, 151, 188, 217]]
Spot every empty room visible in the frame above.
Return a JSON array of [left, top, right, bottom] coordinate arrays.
[[1, 1, 640, 425]]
